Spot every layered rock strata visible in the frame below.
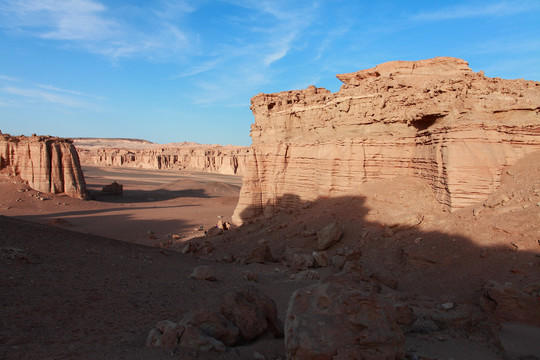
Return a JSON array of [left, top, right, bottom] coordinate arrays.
[[0, 133, 87, 198], [75, 139, 249, 175], [233, 57, 540, 224]]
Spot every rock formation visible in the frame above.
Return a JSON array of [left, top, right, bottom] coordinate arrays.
[[0, 133, 87, 199], [74, 138, 249, 175], [233, 57, 540, 224], [285, 274, 404, 359]]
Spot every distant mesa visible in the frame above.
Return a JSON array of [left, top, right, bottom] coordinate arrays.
[[74, 138, 249, 175], [232, 56, 540, 224], [0, 133, 87, 199]]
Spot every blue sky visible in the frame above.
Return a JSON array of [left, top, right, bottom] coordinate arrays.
[[0, 0, 539, 146]]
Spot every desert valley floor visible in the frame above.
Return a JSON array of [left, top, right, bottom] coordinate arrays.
[[1, 161, 540, 360]]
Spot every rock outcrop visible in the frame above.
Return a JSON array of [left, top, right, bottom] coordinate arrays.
[[74, 138, 249, 175], [285, 274, 404, 359], [233, 57, 540, 224], [0, 133, 87, 199]]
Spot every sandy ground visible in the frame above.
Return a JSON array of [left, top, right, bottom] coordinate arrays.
[[1, 162, 540, 359], [1, 166, 242, 246]]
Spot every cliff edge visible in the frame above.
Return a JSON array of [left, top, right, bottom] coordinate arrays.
[[233, 57, 540, 224]]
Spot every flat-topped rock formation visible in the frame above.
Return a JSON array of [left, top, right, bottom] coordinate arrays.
[[233, 57, 540, 224], [75, 138, 249, 175], [0, 132, 87, 199]]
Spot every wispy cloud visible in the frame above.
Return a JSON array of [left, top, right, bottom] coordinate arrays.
[[0, 74, 20, 82], [1, 84, 101, 108], [36, 84, 105, 100], [0, 0, 118, 40], [172, 59, 223, 79], [177, 0, 319, 105], [0, 0, 194, 61], [412, 1, 539, 21]]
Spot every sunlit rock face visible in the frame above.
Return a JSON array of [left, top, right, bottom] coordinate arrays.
[[0, 133, 87, 199], [75, 139, 249, 176], [233, 57, 540, 224]]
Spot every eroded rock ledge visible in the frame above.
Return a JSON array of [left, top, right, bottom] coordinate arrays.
[[233, 57, 540, 224], [75, 139, 249, 176], [0, 132, 87, 199]]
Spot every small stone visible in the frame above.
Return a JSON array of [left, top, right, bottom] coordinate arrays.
[[240, 270, 258, 282], [222, 253, 234, 263], [290, 270, 320, 281], [440, 302, 454, 310], [253, 351, 266, 360], [312, 251, 328, 267], [190, 266, 216, 281]]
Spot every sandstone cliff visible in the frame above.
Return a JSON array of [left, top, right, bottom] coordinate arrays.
[[74, 139, 249, 176], [233, 57, 540, 224], [0, 133, 87, 199]]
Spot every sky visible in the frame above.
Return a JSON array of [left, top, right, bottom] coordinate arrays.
[[0, 0, 539, 146]]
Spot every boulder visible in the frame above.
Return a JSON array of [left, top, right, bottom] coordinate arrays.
[[205, 226, 223, 237], [241, 241, 273, 264], [482, 281, 540, 326], [285, 276, 404, 359], [146, 320, 184, 348], [179, 310, 240, 347], [179, 325, 226, 353], [316, 222, 344, 250], [189, 266, 216, 281], [290, 270, 320, 281], [219, 286, 284, 341], [101, 181, 123, 196], [288, 252, 315, 271], [217, 219, 231, 230], [311, 251, 328, 267]]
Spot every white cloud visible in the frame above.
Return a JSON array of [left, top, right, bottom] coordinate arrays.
[[412, 1, 538, 21], [172, 59, 223, 79], [0, 74, 20, 82], [0, 0, 194, 61], [1, 85, 96, 108], [0, 0, 118, 41], [36, 84, 104, 100]]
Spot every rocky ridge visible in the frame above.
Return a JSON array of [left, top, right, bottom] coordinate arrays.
[[233, 57, 540, 224], [0, 132, 87, 199], [75, 138, 249, 175]]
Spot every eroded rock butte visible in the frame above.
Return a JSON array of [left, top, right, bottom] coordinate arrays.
[[0, 133, 87, 199], [233, 57, 540, 224]]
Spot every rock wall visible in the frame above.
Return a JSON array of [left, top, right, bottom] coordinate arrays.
[[0, 133, 87, 199], [233, 57, 540, 224], [75, 140, 249, 176]]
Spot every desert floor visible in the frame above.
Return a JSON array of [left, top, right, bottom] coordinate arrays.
[[1, 164, 540, 359], [2, 166, 243, 246]]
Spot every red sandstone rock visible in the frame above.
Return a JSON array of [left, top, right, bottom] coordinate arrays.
[[219, 286, 284, 341], [482, 280, 540, 326], [285, 276, 404, 359], [179, 309, 240, 346], [0, 133, 87, 199], [232, 57, 540, 224], [74, 138, 249, 175], [179, 325, 226, 353]]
